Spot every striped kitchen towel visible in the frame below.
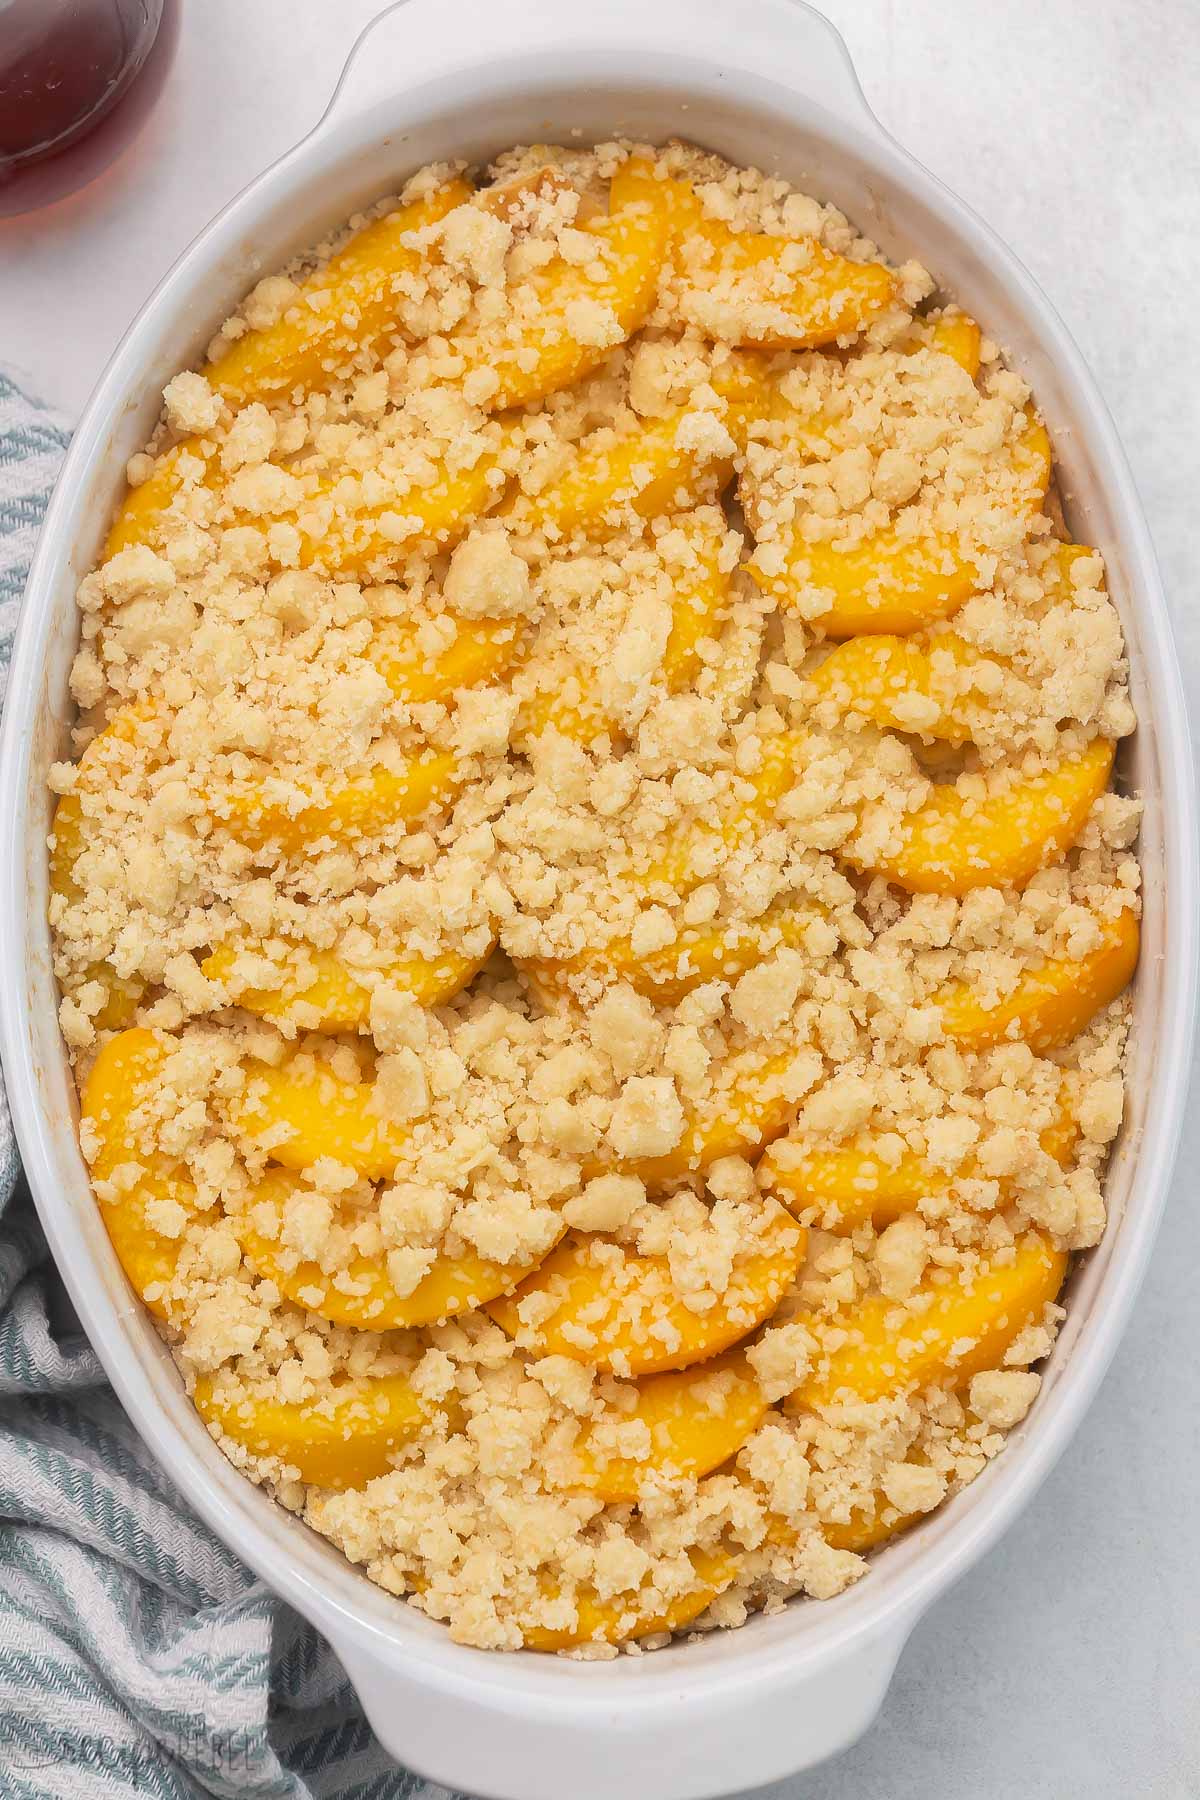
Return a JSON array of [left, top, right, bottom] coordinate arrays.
[[0, 374, 435, 1800]]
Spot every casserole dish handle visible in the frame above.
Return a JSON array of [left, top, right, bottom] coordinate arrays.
[[322, 0, 880, 139], [331, 1613, 917, 1798]]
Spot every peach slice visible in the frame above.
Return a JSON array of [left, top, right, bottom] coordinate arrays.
[[562, 1352, 768, 1502], [203, 179, 473, 408], [808, 631, 990, 743], [668, 177, 896, 349], [507, 354, 773, 539], [80, 1028, 194, 1318], [639, 730, 805, 897], [513, 678, 620, 754], [104, 430, 506, 572], [761, 1094, 1078, 1233], [584, 1051, 806, 1190], [192, 1371, 454, 1490], [294, 446, 509, 575], [787, 1232, 1067, 1412], [49, 702, 161, 1023], [937, 908, 1139, 1050], [49, 790, 88, 908], [103, 438, 214, 561], [201, 938, 490, 1032], [898, 308, 983, 378], [219, 749, 464, 854], [230, 1057, 410, 1181], [50, 791, 144, 1030], [520, 1547, 738, 1652], [51, 695, 164, 809], [659, 514, 738, 692], [50, 699, 164, 853], [824, 1496, 924, 1553], [459, 155, 670, 412], [747, 413, 1052, 638], [1040, 538, 1105, 597], [514, 512, 734, 750], [744, 1476, 928, 1562], [368, 614, 525, 707], [236, 1167, 563, 1331], [748, 1465, 926, 1556], [843, 736, 1114, 895], [105, 426, 510, 572], [241, 1225, 560, 1333], [521, 900, 820, 1010], [487, 1207, 806, 1376]]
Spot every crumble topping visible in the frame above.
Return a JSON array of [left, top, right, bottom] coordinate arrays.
[[52, 138, 1138, 1655]]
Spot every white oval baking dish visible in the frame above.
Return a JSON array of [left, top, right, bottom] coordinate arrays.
[[1, 2, 1195, 1794]]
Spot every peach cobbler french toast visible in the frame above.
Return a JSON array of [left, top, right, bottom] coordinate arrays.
[[51, 140, 1139, 1653]]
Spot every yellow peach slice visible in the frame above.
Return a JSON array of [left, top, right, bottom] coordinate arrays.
[[824, 1497, 924, 1553], [787, 1233, 1067, 1412], [230, 1057, 410, 1181], [95, 981, 144, 1033], [749, 1466, 925, 1556], [201, 938, 488, 1032], [762, 1094, 1078, 1233], [49, 702, 166, 1024], [204, 179, 473, 407], [521, 1547, 738, 1652], [898, 308, 983, 378], [639, 731, 805, 896], [104, 431, 504, 573], [49, 789, 87, 907], [241, 1223, 559, 1332], [660, 515, 737, 692], [788, 532, 980, 640], [80, 1029, 194, 1318], [488, 1206, 806, 1376], [103, 439, 215, 561], [1040, 538, 1103, 598], [521, 900, 819, 1010], [843, 736, 1114, 895], [106, 440, 503, 572], [49, 792, 145, 1029], [508, 356, 773, 539], [465, 156, 670, 411], [668, 177, 896, 349], [938, 907, 1139, 1050], [563, 1352, 768, 1502], [512, 411, 725, 540], [513, 513, 734, 750], [50, 700, 162, 874], [236, 1168, 563, 1330], [748, 414, 1052, 638], [219, 750, 463, 853], [368, 614, 525, 706], [295, 447, 509, 574], [192, 1372, 452, 1489], [512, 681, 617, 753], [50, 699, 165, 869], [585, 1051, 805, 1190], [808, 632, 990, 743]]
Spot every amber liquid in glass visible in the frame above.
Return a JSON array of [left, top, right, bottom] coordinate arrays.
[[0, 0, 166, 209]]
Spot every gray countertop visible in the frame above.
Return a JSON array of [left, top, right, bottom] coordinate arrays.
[[3, 3, 1197, 1793]]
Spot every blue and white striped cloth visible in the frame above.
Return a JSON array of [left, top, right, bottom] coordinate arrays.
[[0, 374, 435, 1799]]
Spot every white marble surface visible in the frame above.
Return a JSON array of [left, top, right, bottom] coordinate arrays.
[[4, 3, 1199, 1795]]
